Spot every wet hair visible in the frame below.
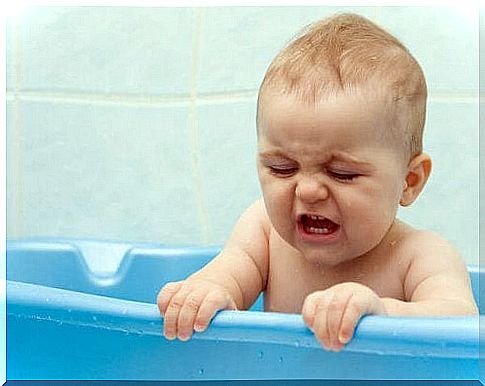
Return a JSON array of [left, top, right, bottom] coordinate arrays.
[[257, 13, 427, 160]]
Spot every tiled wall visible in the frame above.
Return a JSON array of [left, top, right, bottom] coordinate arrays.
[[6, 6, 479, 264]]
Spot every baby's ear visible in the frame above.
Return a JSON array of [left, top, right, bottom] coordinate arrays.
[[400, 153, 432, 207]]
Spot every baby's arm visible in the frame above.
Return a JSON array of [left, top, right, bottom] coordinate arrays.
[[381, 231, 478, 316], [157, 198, 269, 340], [302, 231, 477, 351]]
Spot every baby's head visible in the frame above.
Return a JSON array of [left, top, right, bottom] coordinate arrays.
[[256, 13, 432, 266], [257, 13, 427, 163]]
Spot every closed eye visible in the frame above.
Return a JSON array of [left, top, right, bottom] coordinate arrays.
[[268, 166, 298, 176], [327, 170, 360, 181]]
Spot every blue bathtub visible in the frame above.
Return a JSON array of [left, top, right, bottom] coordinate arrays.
[[6, 238, 481, 380]]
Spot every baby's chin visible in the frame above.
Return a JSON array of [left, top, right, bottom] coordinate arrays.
[[277, 230, 354, 267], [293, 235, 371, 268], [273, 223, 368, 267]]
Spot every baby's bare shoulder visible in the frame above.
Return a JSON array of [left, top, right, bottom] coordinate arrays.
[[246, 198, 271, 229], [392, 224, 471, 301], [395, 226, 460, 260]]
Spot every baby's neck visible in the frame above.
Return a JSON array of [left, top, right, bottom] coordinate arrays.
[[314, 219, 409, 277]]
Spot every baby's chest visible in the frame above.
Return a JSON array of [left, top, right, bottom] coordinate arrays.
[[264, 241, 405, 313]]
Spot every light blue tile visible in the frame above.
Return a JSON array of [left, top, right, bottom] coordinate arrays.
[[18, 99, 200, 244], [19, 7, 194, 95], [197, 98, 261, 244], [375, 6, 478, 94], [198, 6, 378, 94], [6, 20, 14, 91], [397, 99, 478, 265], [6, 100, 18, 238], [481, 10, 485, 94]]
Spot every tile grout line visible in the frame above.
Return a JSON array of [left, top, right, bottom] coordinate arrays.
[[5, 90, 260, 105], [189, 7, 211, 245], [5, 89, 478, 106], [373, 5, 381, 22]]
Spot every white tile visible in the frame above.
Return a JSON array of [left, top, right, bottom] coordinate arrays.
[[19, 7, 194, 95], [197, 98, 261, 244], [198, 6, 378, 94], [398, 99, 479, 265], [18, 99, 202, 244], [375, 6, 478, 94]]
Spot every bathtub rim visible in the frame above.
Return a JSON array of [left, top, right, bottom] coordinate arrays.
[[7, 279, 480, 360]]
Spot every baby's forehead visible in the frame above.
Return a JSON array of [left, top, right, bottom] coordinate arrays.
[[258, 85, 397, 122], [257, 86, 409, 158]]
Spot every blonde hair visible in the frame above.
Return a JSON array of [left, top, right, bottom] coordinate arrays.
[[257, 13, 427, 160]]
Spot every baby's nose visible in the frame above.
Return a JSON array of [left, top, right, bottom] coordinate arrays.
[[295, 178, 329, 203]]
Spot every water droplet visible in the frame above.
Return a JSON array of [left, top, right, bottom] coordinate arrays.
[[294, 340, 301, 348], [278, 356, 284, 363], [198, 368, 204, 375], [258, 351, 264, 359], [92, 316, 98, 322], [122, 309, 128, 315], [45, 298, 50, 303]]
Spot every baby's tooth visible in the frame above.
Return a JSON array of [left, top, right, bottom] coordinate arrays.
[[307, 226, 332, 234]]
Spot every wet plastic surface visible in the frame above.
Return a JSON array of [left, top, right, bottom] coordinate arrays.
[[6, 238, 481, 380]]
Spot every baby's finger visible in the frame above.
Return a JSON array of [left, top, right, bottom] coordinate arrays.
[[177, 288, 210, 341], [312, 298, 332, 350], [327, 292, 352, 351], [338, 296, 363, 345], [194, 291, 237, 333], [301, 292, 320, 329], [157, 281, 183, 316], [163, 287, 191, 340]]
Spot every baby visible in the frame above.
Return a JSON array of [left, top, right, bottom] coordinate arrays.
[[157, 13, 478, 351]]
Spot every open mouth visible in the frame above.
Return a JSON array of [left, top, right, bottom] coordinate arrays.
[[299, 214, 340, 235]]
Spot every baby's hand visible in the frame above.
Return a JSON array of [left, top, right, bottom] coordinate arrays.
[[302, 282, 386, 351], [157, 279, 237, 341]]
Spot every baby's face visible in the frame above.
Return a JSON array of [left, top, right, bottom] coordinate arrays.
[[257, 89, 409, 267]]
